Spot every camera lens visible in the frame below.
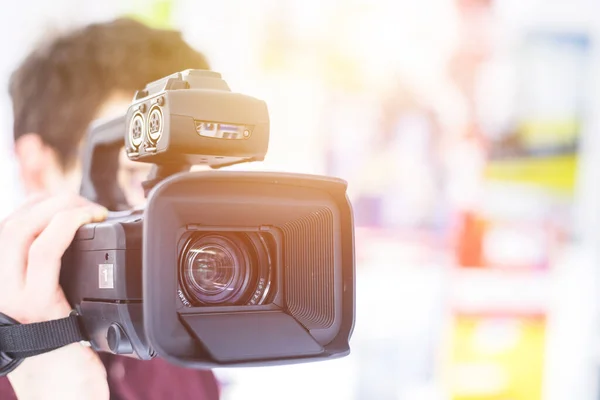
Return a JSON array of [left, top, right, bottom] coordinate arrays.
[[178, 232, 274, 307], [186, 244, 235, 294], [181, 235, 250, 305]]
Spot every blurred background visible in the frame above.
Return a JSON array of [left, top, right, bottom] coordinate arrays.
[[2, 0, 600, 399]]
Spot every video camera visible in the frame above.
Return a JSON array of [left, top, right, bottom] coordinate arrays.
[[56, 69, 356, 369]]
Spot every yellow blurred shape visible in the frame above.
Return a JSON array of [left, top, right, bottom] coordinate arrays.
[[123, 0, 174, 29], [447, 314, 546, 400], [484, 154, 577, 194], [518, 119, 579, 149]]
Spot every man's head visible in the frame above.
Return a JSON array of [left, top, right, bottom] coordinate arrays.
[[9, 17, 210, 199]]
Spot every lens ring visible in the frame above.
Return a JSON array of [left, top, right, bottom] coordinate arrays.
[[243, 232, 274, 306]]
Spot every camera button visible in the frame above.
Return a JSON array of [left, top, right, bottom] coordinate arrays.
[[106, 323, 133, 355]]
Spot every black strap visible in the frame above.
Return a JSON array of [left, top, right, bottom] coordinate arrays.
[[0, 312, 88, 376]]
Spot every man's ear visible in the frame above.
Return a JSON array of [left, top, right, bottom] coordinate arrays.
[[13, 133, 58, 194]]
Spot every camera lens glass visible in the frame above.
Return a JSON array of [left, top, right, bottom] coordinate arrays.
[[187, 244, 236, 294], [182, 235, 249, 305], [178, 232, 274, 307]]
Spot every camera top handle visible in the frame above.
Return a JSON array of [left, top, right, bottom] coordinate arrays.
[[79, 115, 131, 211], [78, 114, 190, 210]]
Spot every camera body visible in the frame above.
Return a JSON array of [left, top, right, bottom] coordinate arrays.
[[60, 70, 355, 369]]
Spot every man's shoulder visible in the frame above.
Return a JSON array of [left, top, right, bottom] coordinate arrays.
[[0, 376, 18, 400], [100, 353, 221, 400], [0, 354, 220, 400]]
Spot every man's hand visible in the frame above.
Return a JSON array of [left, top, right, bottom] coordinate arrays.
[[0, 193, 110, 400]]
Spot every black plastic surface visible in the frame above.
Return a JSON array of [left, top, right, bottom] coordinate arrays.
[[61, 212, 144, 304], [77, 301, 152, 360], [70, 211, 143, 251], [107, 323, 133, 355], [143, 171, 354, 368], [180, 312, 323, 363], [79, 115, 129, 211]]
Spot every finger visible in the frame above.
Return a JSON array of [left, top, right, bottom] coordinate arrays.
[[0, 195, 103, 284], [26, 205, 109, 290], [14, 192, 51, 211], [0, 192, 64, 291], [0, 193, 53, 309]]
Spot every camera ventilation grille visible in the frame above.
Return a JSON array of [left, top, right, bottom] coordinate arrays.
[[282, 207, 335, 330]]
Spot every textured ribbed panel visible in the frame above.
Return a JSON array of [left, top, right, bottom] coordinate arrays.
[[282, 208, 335, 330]]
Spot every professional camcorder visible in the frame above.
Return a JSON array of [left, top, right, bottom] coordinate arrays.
[[43, 69, 354, 370]]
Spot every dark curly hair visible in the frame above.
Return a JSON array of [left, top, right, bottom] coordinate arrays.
[[9, 17, 210, 170]]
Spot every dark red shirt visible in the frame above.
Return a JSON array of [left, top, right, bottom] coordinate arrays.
[[0, 353, 220, 399]]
